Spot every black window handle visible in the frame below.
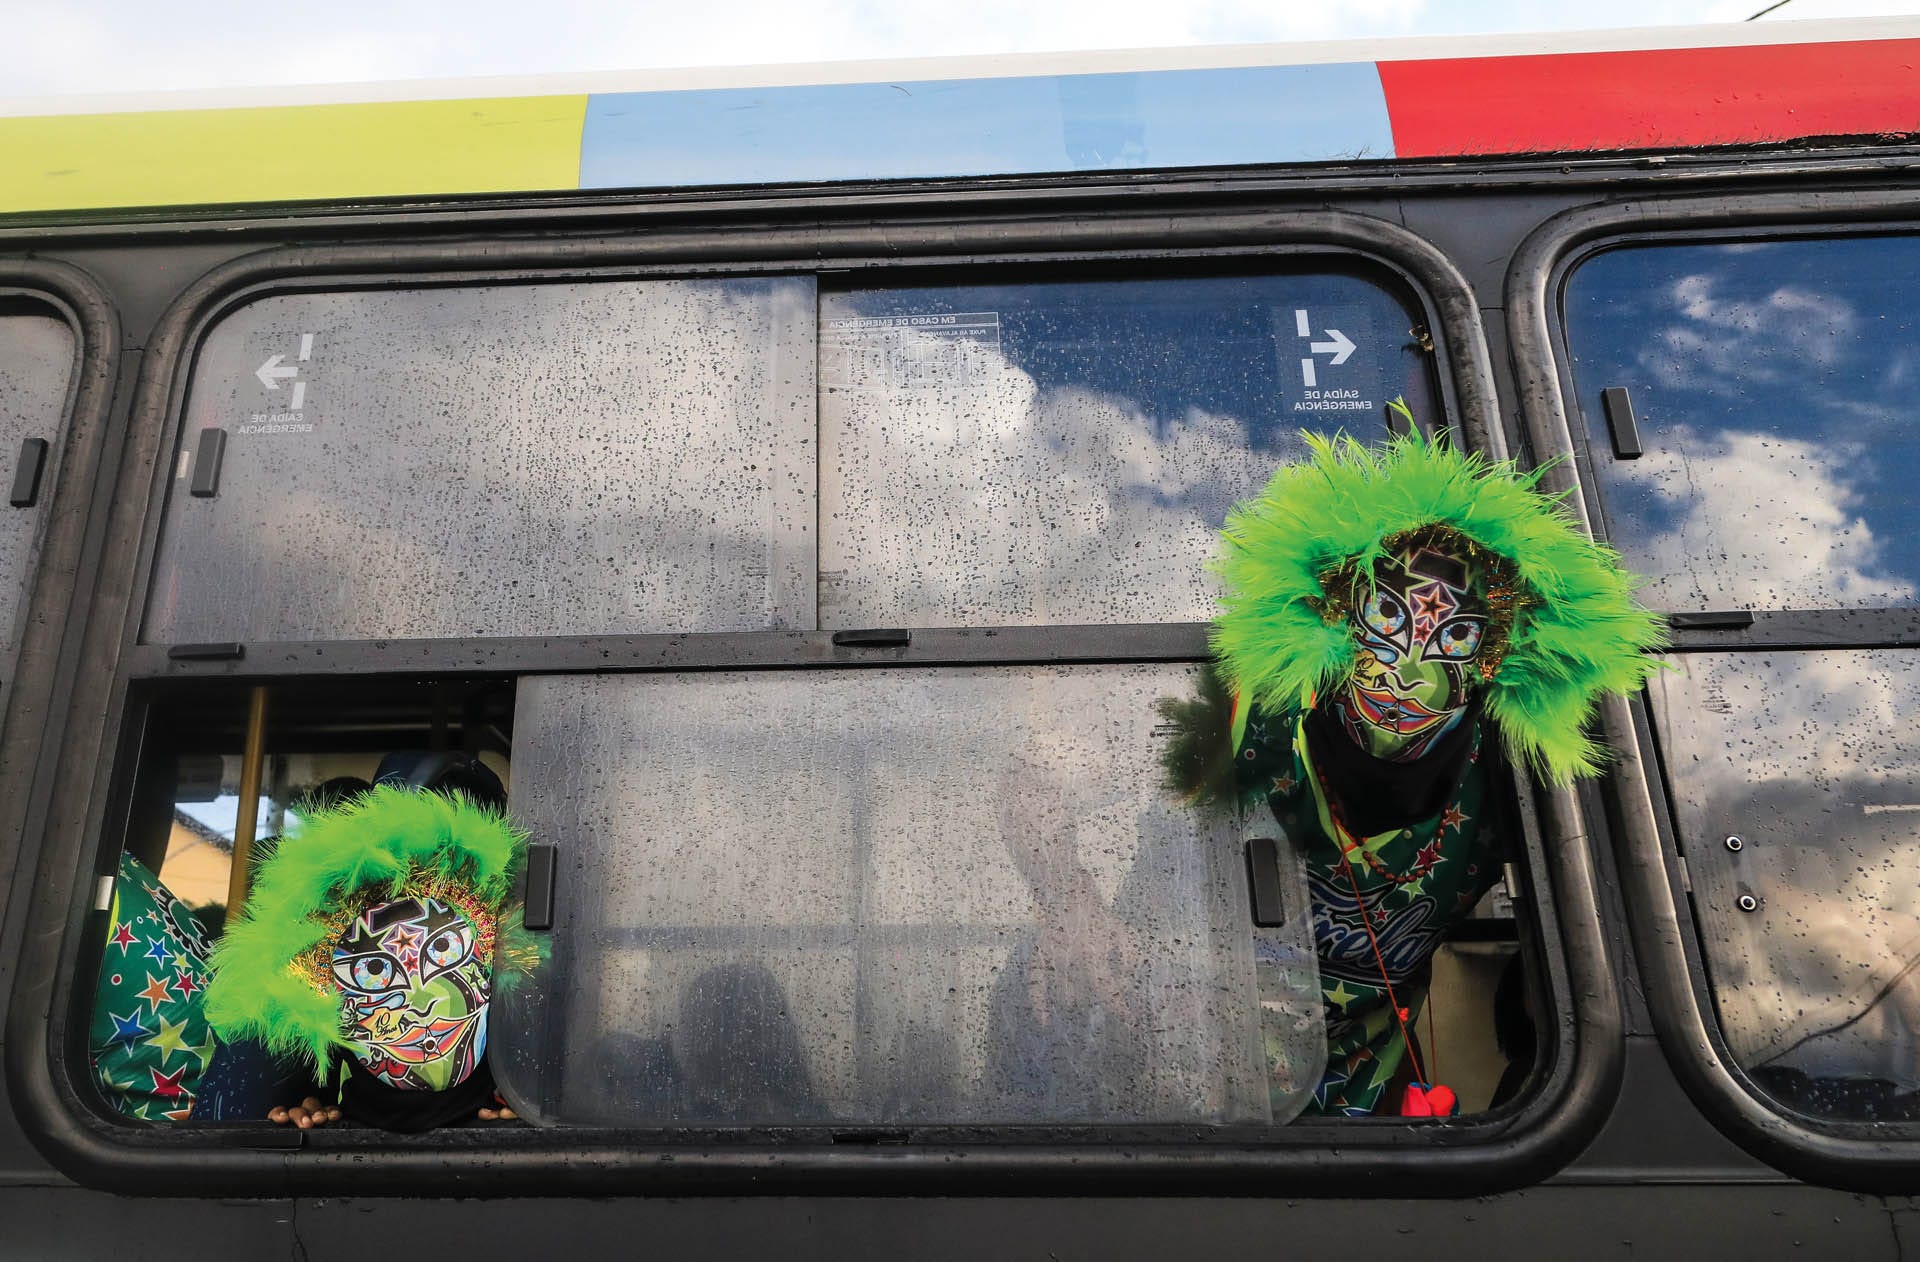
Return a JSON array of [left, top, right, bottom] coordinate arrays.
[[190, 428, 227, 498], [9, 438, 47, 508], [1602, 386, 1644, 459], [1246, 837, 1287, 927], [523, 843, 557, 931], [832, 629, 911, 648], [1668, 610, 1755, 630]]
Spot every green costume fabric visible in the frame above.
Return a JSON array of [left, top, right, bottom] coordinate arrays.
[[88, 852, 217, 1122], [1238, 708, 1499, 1116]]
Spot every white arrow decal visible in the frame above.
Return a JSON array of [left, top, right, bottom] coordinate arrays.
[[255, 354, 299, 389], [1309, 328, 1356, 365]]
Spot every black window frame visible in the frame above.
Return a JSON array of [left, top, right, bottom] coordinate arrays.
[[1509, 188, 1920, 1192], [5, 202, 1624, 1196]]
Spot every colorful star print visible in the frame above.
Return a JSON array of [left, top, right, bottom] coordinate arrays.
[[89, 852, 215, 1122], [106, 1009, 149, 1047], [148, 1065, 189, 1099], [135, 973, 173, 1012], [1236, 702, 1502, 1118], [145, 1016, 192, 1069]]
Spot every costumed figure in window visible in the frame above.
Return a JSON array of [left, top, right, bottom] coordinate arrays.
[[203, 783, 539, 1131], [1207, 409, 1662, 1116]]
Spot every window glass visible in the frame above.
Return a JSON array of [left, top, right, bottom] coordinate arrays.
[[1565, 236, 1920, 612], [819, 272, 1435, 627], [145, 278, 816, 644], [494, 666, 1323, 1127], [1650, 650, 1920, 1121], [0, 300, 74, 673]]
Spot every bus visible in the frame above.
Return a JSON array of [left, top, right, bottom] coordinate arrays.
[[1, 16, 1918, 1255]]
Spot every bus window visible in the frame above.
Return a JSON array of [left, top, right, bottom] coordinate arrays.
[[143, 277, 817, 645], [820, 271, 1437, 628], [1564, 233, 1920, 1123], [1564, 235, 1920, 612], [0, 299, 75, 682], [1649, 651, 1920, 1121], [493, 666, 1323, 1127]]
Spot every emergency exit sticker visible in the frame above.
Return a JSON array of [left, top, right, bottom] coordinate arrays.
[[237, 330, 324, 435], [1273, 305, 1387, 416]]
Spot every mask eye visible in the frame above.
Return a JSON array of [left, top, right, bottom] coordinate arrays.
[[1425, 616, 1486, 661], [421, 924, 475, 981], [1361, 590, 1408, 641], [333, 952, 407, 995]]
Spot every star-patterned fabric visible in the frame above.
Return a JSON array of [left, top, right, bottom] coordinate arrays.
[[1238, 707, 1500, 1116], [89, 852, 218, 1122]]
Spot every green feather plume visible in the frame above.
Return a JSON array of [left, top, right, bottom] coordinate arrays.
[[203, 784, 533, 1075], [1210, 419, 1665, 784]]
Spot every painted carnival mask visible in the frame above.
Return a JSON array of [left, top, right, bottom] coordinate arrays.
[[1337, 533, 1503, 762], [332, 895, 492, 1091]]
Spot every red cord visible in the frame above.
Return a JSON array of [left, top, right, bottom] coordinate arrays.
[[1337, 849, 1431, 1089], [1304, 726, 1443, 1098]]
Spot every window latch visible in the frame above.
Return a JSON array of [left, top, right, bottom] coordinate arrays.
[[190, 427, 227, 498], [1667, 610, 1755, 630], [523, 842, 557, 931], [831, 629, 911, 648], [9, 437, 47, 508], [1601, 386, 1644, 459], [1245, 837, 1287, 927]]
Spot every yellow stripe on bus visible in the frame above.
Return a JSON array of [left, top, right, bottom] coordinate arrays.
[[0, 95, 590, 214]]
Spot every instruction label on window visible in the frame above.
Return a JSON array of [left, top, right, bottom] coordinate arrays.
[[1271, 305, 1389, 416], [823, 312, 1002, 390], [235, 329, 326, 435]]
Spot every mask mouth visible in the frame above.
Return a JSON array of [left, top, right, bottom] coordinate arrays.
[[1350, 680, 1454, 735], [353, 997, 483, 1065]]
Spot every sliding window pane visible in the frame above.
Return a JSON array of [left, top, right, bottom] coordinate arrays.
[[1565, 236, 1920, 612], [0, 300, 74, 680], [1651, 650, 1920, 1120], [495, 665, 1323, 1127], [146, 277, 815, 643], [820, 272, 1433, 627]]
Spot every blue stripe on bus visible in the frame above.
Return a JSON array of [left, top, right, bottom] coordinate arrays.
[[579, 62, 1394, 188]]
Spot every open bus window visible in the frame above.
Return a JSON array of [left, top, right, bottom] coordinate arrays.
[[819, 271, 1438, 628], [1565, 232, 1920, 1124], [494, 667, 1325, 1127], [0, 298, 75, 683], [90, 681, 514, 1123], [143, 277, 817, 645]]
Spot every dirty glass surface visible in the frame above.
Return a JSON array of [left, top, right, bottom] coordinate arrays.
[[1650, 650, 1920, 1120], [145, 277, 816, 643], [1564, 236, 1920, 612], [0, 301, 74, 679], [819, 272, 1435, 627], [496, 665, 1323, 1128]]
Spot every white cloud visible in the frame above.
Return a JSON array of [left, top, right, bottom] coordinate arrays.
[[1617, 423, 1913, 611], [819, 320, 1280, 627], [1643, 274, 1859, 393]]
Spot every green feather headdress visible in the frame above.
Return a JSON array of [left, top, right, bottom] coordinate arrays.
[[1211, 417, 1664, 784], [204, 785, 537, 1074]]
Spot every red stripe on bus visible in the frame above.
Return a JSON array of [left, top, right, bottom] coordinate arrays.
[[1380, 39, 1920, 157]]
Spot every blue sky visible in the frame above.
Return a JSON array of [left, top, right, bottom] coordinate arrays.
[[2, 0, 1914, 99]]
